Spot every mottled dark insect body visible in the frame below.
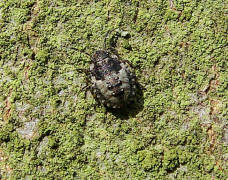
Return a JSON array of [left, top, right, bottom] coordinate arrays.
[[89, 50, 137, 108]]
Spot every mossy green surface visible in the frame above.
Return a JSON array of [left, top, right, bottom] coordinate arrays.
[[0, 0, 227, 179]]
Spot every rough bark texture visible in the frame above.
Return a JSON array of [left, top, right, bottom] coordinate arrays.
[[0, 0, 227, 179]]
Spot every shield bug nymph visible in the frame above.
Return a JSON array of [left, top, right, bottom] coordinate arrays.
[[80, 31, 138, 109]]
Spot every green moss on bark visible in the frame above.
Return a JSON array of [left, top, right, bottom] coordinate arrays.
[[0, 0, 227, 179]]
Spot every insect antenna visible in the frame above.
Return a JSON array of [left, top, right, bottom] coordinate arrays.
[[103, 30, 111, 50]]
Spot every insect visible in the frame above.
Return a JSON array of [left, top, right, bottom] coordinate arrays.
[[80, 31, 138, 109]]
